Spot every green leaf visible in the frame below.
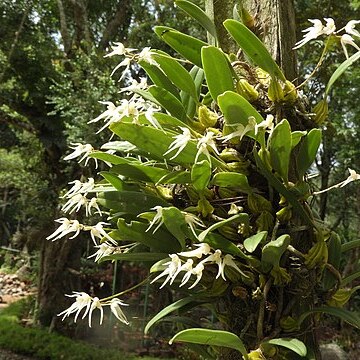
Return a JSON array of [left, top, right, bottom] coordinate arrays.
[[156, 170, 191, 184], [100, 252, 167, 263], [204, 232, 248, 260], [89, 151, 131, 165], [139, 60, 180, 99], [181, 66, 204, 118], [175, 0, 217, 38], [217, 91, 263, 143], [211, 172, 252, 194], [201, 46, 235, 101], [97, 191, 168, 215], [262, 234, 291, 269], [148, 85, 187, 120], [297, 306, 360, 330], [152, 52, 197, 99], [154, 26, 207, 67], [224, 19, 285, 81], [268, 119, 292, 183], [253, 150, 315, 229], [111, 163, 169, 183], [110, 122, 223, 168], [325, 50, 360, 95], [153, 112, 189, 129], [342, 271, 360, 286], [264, 338, 307, 357], [169, 328, 248, 358], [291, 131, 306, 149], [99, 172, 124, 191], [191, 160, 211, 191], [115, 218, 181, 253], [296, 129, 322, 179], [341, 239, 360, 253], [244, 231, 268, 253], [162, 207, 188, 249], [199, 214, 242, 242], [145, 297, 201, 334]]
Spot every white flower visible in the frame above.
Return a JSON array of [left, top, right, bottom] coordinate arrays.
[[151, 254, 182, 288], [255, 115, 274, 136], [145, 206, 164, 233], [85, 198, 102, 216], [120, 77, 148, 93], [46, 218, 83, 241], [63, 180, 82, 198], [345, 20, 360, 38], [323, 18, 336, 35], [80, 178, 96, 194], [200, 249, 224, 279], [145, 107, 162, 129], [195, 131, 219, 162], [104, 42, 136, 58], [222, 254, 247, 278], [88, 242, 115, 262], [63, 143, 96, 167], [171, 259, 194, 284], [85, 222, 116, 245], [221, 117, 257, 143], [163, 127, 192, 160], [110, 57, 132, 78], [58, 292, 92, 322], [89, 101, 123, 132], [61, 194, 88, 214], [340, 168, 360, 187], [88, 297, 103, 327], [341, 34, 360, 59], [187, 263, 205, 289], [63, 178, 95, 198], [183, 212, 205, 239], [138, 47, 158, 66], [109, 298, 129, 324], [178, 243, 212, 259], [293, 19, 324, 49]]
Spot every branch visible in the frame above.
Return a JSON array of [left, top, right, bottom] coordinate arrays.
[[0, 109, 37, 134], [56, 0, 72, 55], [68, 0, 92, 49], [99, 0, 131, 50]]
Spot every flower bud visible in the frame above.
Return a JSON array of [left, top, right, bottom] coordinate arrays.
[[236, 79, 259, 102], [283, 80, 298, 103], [198, 105, 218, 127], [276, 206, 292, 223], [219, 148, 244, 162], [312, 99, 328, 124], [268, 78, 284, 102]]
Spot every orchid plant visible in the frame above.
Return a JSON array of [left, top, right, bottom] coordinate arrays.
[[48, 2, 360, 359]]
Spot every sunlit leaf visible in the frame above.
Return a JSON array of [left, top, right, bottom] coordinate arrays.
[[100, 252, 167, 263], [162, 207, 189, 248], [264, 338, 307, 357], [191, 160, 211, 191], [211, 172, 252, 194], [169, 328, 248, 358], [244, 231, 268, 253], [201, 46, 235, 101], [224, 19, 285, 81]]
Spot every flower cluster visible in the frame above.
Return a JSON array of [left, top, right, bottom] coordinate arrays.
[[151, 243, 245, 289], [294, 18, 360, 58], [59, 292, 129, 327]]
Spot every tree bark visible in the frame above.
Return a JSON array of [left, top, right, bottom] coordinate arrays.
[[56, 0, 72, 56], [242, 0, 297, 81]]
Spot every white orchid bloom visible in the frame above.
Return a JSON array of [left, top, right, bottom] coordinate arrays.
[[138, 47, 158, 66], [88, 297, 104, 327], [150, 254, 182, 288], [345, 20, 360, 38], [183, 212, 205, 239], [88, 242, 115, 262], [163, 127, 192, 160], [110, 57, 132, 78], [89, 101, 123, 133], [221, 117, 257, 143], [145, 206, 164, 233], [341, 34, 360, 59], [120, 77, 148, 93], [46, 218, 83, 241], [222, 254, 247, 278], [195, 131, 219, 162], [58, 292, 92, 322], [255, 115, 274, 136], [63, 143, 96, 167], [62, 180, 82, 198], [293, 19, 324, 49], [104, 42, 136, 58], [85, 222, 116, 245], [109, 298, 129, 325], [323, 18, 336, 35], [85, 198, 102, 216], [171, 259, 194, 284], [61, 194, 88, 214], [188, 263, 205, 289], [340, 168, 360, 187], [145, 107, 162, 129], [178, 243, 212, 259]]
